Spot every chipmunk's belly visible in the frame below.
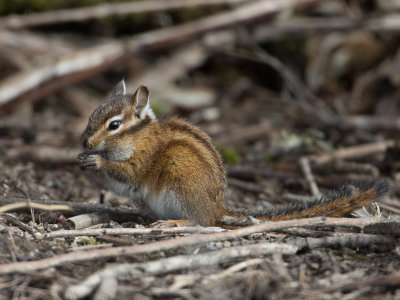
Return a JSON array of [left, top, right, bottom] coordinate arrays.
[[104, 174, 184, 219], [142, 187, 185, 220]]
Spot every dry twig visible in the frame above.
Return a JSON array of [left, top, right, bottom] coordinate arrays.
[[45, 226, 226, 239], [299, 156, 321, 199], [0, 202, 72, 213], [308, 141, 394, 165]]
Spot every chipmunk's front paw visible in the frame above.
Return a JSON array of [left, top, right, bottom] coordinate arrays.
[[77, 152, 101, 169]]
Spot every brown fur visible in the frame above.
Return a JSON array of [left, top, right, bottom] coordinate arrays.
[[94, 118, 226, 226], [79, 83, 388, 227]]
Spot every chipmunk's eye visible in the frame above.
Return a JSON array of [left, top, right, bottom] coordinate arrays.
[[108, 120, 122, 131]]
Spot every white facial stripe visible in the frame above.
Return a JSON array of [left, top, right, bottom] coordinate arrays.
[[108, 114, 123, 123]]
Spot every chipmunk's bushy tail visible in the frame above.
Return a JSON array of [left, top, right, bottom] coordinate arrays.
[[228, 180, 390, 222]]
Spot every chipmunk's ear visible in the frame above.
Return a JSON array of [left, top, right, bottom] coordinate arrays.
[[109, 79, 126, 98], [132, 85, 155, 119]]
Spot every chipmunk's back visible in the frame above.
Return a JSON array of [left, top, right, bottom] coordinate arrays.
[[139, 117, 227, 225]]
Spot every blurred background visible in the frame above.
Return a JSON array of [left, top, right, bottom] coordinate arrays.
[[0, 0, 399, 217]]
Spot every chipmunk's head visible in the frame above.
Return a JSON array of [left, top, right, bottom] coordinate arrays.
[[81, 80, 155, 160]]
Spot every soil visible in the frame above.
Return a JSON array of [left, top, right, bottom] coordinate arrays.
[[1, 1, 400, 299]]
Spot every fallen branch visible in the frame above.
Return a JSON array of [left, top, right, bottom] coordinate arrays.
[[0, 197, 152, 223], [45, 226, 226, 239], [0, 217, 396, 275], [0, 0, 246, 29], [0, 0, 325, 110], [308, 141, 394, 165], [0, 202, 73, 213], [64, 242, 298, 299]]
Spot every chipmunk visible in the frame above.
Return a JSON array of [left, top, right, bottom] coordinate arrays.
[[78, 80, 388, 227]]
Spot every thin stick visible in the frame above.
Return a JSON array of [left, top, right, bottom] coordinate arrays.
[[308, 141, 394, 165], [0, 217, 395, 275], [0, 202, 73, 213], [299, 156, 321, 199]]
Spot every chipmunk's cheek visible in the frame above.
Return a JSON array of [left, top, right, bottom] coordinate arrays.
[[113, 146, 135, 161], [103, 140, 134, 161], [96, 141, 106, 151]]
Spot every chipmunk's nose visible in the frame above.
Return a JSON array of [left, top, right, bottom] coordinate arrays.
[[82, 138, 92, 149]]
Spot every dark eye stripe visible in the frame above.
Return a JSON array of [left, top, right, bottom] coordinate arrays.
[[108, 120, 122, 131]]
